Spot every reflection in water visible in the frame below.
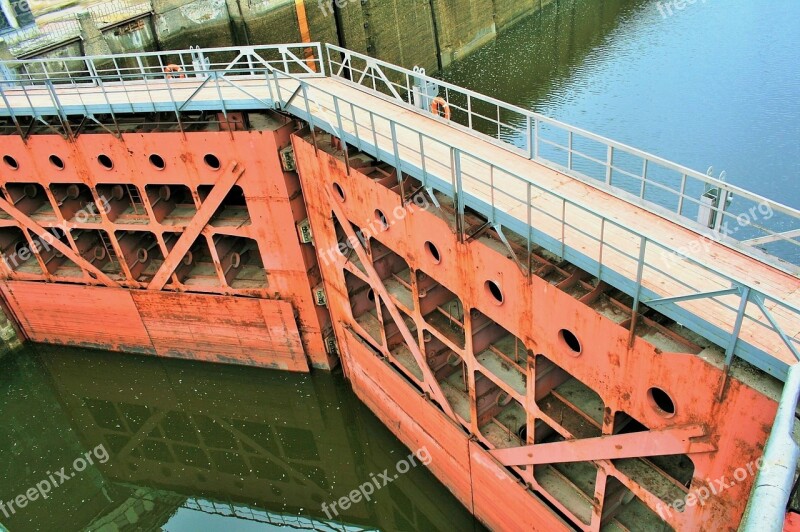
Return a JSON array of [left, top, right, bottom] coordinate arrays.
[[441, 0, 800, 207], [0, 346, 479, 531]]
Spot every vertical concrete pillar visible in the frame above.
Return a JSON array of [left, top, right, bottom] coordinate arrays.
[[78, 12, 112, 57]]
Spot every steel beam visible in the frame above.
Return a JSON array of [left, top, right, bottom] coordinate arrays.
[[0, 197, 119, 287], [490, 424, 714, 466], [147, 161, 245, 290], [323, 185, 456, 419]]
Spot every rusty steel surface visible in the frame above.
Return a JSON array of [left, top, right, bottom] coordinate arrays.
[[291, 132, 781, 531], [0, 123, 332, 370]]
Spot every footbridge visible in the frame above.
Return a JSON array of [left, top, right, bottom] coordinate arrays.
[[0, 42, 798, 529]]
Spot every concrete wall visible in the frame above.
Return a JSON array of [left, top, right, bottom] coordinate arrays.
[[19, 0, 559, 72]]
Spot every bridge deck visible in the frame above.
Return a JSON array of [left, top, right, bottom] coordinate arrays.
[[0, 72, 797, 379]]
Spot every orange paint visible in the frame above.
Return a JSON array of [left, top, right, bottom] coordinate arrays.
[[290, 132, 780, 531], [0, 123, 333, 370]]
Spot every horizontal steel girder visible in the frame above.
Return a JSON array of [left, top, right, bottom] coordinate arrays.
[[490, 424, 715, 466], [0, 197, 119, 287]]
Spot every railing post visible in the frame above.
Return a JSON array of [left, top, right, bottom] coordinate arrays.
[[418, 134, 428, 188], [333, 95, 351, 175], [526, 115, 532, 159], [567, 131, 574, 171], [490, 165, 495, 225], [527, 182, 532, 276], [453, 149, 465, 242], [605, 145, 614, 185], [300, 83, 318, 152], [640, 159, 648, 199], [598, 218, 606, 279], [677, 173, 688, 216], [390, 121, 402, 181], [0, 85, 25, 141], [560, 198, 566, 259], [468, 94, 473, 130], [721, 285, 751, 389], [628, 235, 648, 348]]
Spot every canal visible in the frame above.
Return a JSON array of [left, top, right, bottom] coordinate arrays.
[[440, 0, 800, 209], [0, 345, 480, 531], [2, 0, 798, 530]]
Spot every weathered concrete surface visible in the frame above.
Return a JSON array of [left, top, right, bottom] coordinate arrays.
[[342, 0, 439, 73], [152, 0, 235, 51], [78, 12, 112, 57], [103, 16, 159, 56], [16, 0, 560, 71]]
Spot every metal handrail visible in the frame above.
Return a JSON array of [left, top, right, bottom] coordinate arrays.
[[0, 43, 795, 527], [325, 43, 800, 274], [0, 44, 796, 380], [1, 42, 325, 80]]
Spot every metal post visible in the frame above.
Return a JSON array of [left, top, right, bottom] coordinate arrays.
[[526, 115, 532, 159], [560, 199, 566, 259], [718, 286, 751, 399], [333, 96, 351, 176], [419, 134, 428, 188], [567, 131, 574, 171], [0, 85, 25, 141], [527, 183, 532, 277], [301, 83, 318, 152], [628, 236, 648, 348], [454, 149, 465, 242]]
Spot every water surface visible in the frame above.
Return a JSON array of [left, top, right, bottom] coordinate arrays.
[[0, 346, 478, 531], [441, 0, 800, 207]]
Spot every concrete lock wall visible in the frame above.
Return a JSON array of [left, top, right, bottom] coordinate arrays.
[[21, 0, 560, 72]]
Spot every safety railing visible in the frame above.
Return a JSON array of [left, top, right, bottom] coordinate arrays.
[[325, 43, 800, 274], [279, 71, 799, 380], [0, 43, 796, 381], [0, 42, 323, 86], [0, 43, 796, 523], [6, 19, 82, 55]]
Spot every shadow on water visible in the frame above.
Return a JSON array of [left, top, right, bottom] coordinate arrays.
[[0, 345, 482, 531]]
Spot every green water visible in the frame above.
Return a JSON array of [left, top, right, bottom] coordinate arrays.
[[441, 0, 800, 208], [0, 346, 479, 531]]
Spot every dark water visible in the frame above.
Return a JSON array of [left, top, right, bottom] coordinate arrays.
[[0, 346, 479, 531], [440, 0, 800, 208]]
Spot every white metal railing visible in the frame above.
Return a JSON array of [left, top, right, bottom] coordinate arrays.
[[325, 43, 800, 274], [0, 42, 797, 527], [0, 42, 323, 84]]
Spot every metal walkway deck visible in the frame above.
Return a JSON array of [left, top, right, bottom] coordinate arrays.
[[0, 43, 798, 383]]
